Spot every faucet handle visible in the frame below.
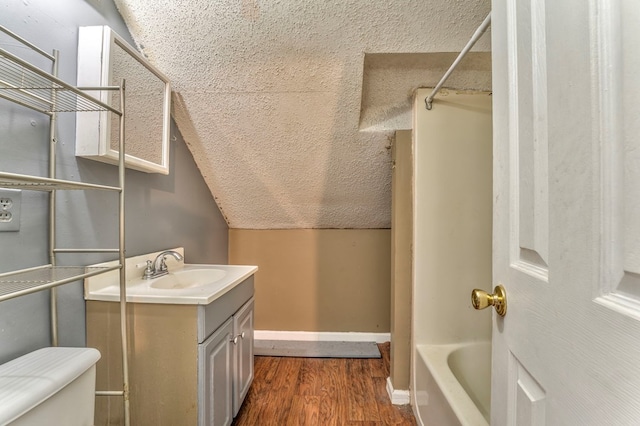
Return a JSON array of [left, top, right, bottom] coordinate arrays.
[[143, 260, 154, 279], [159, 256, 168, 272]]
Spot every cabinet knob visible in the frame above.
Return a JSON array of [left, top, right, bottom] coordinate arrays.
[[232, 336, 238, 345], [240, 331, 246, 339]]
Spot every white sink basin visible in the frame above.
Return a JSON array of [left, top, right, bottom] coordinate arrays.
[[84, 262, 258, 305], [150, 268, 227, 290]]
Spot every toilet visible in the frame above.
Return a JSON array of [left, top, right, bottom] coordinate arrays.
[[0, 347, 101, 425]]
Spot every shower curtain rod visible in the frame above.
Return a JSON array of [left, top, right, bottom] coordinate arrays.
[[425, 12, 491, 110]]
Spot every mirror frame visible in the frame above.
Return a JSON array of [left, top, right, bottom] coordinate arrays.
[[76, 26, 171, 174]]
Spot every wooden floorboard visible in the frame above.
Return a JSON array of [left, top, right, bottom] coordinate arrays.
[[233, 343, 416, 426]]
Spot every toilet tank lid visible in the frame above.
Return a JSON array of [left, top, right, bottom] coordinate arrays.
[[0, 347, 101, 424]]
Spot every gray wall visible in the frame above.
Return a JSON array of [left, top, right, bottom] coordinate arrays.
[[0, 0, 228, 363]]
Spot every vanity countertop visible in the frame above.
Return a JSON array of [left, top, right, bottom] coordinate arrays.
[[85, 264, 257, 305], [83, 249, 257, 305]]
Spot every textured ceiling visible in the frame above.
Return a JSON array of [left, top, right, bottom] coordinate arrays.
[[113, 0, 492, 229]]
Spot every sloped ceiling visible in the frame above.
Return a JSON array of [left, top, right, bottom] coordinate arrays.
[[113, 0, 492, 229]]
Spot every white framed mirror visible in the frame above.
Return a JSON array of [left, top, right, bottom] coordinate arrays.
[[76, 26, 171, 174]]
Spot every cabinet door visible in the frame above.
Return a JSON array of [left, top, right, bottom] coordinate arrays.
[[232, 298, 254, 416], [199, 318, 233, 426]]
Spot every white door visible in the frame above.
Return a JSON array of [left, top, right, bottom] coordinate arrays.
[[491, 0, 640, 424]]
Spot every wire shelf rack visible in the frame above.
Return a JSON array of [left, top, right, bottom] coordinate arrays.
[[0, 265, 121, 302], [0, 23, 130, 425], [0, 172, 121, 191], [0, 48, 121, 114]]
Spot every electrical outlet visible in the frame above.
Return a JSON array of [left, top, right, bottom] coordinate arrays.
[[0, 189, 21, 232]]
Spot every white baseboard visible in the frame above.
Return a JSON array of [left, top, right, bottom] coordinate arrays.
[[386, 377, 411, 405], [254, 330, 390, 344]]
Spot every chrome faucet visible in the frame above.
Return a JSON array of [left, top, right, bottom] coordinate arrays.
[[143, 250, 184, 279]]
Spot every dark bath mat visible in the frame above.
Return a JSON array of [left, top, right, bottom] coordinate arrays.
[[254, 340, 381, 358]]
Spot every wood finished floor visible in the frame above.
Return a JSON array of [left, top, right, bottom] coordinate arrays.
[[233, 343, 416, 425]]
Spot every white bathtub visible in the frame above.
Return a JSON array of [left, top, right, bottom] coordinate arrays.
[[414, 341, 491, 426]]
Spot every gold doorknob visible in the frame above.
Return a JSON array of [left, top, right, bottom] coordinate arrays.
[[471, 285, 507, 317]]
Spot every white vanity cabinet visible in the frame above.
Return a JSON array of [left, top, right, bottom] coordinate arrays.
[[232, 298, 254, 416], [86, 275, 255, 425], [199, 297, 254, 426], [200, 318, 234, 426]]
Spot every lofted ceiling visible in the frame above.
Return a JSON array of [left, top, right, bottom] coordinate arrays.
[[113, 0, 492, 229]]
